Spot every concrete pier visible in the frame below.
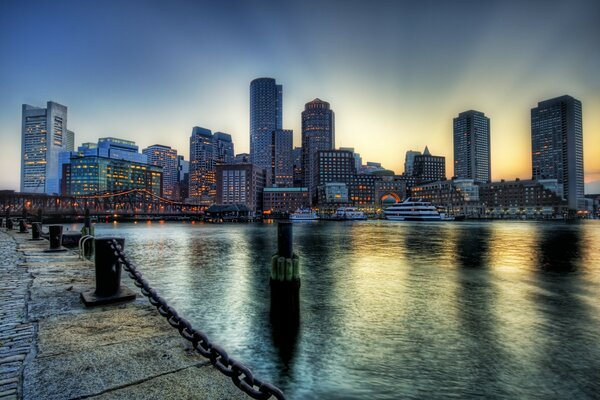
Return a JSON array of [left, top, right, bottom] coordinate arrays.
[[0, 229, 249, 399]]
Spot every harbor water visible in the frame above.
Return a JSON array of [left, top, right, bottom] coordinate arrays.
[[94, 220, 600, 399]]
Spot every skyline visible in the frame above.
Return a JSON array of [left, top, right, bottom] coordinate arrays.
[[1, 0, 600, 192]]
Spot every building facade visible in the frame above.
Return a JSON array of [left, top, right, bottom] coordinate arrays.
[[531, 95, 584, 210], [453, 110, 491, 183], [403, 150, 421, 176], [213, 132, 235, 164], [234, 153, 250, 164], [292, 147, 303, 187], [215, 163, 268, 216], [412, 146, 446, 184], [302, 99, 335, 200], [272, 129, 293, 187], [21, 101, 69, 194], [175, 155, 189, 202], [189, 127, 215, 204], [142, 145, 178, 200], [411, 179, 480, 216], [263, 187, 310, 215], [250, 78, 282, 171]]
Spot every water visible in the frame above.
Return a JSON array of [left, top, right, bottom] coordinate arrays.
[[93, 220, 600, 399]]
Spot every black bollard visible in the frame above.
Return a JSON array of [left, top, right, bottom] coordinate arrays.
[[44, 225, 67, 252], [80, 238, 136, 307], [18, 219, 28, 234], [30, 222, 43, 241], [270, 222, 301, 321]]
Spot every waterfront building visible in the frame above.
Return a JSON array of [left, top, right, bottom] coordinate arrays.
[[213, 132, 235, 164], [412, 146, 446, 184], [404, 150, 421, 176], [234, 153, 250, 164], [374, 175, 407, 205], [292, 147, 303, 187], [314, 149, 356, 205], [62, 156, 162, 196], [272, 129, 293, 187], [189, 126, 216, 204], [453, 110, 491, 183], [250, 78, 282, 171], [21, 101, 69, 194], [317, 182, 350, 206], [302, 99, 335, 201], [142, 145, 178, 200], [263, 187, 310, 216], [340, 147, 362, 172], [531, 95, 584, 210], [411, 179, 480, 216], [349, 174, 377, 206], [215, 163, 268, 216], [478, 179, 567, 218]]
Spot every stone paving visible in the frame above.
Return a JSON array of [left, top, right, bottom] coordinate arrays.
[[0, 229, 32, 400], [0, 228, 249, 400]]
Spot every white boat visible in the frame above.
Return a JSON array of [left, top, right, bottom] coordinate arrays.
[[290, 208, 318, 221], [335, 207, 367, 220], [383, 198, 442, 221]]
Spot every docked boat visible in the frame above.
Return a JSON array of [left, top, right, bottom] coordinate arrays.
[[289, 208, 318, 221], [383, 198, 443, 221], [335, 207, 367, 220]]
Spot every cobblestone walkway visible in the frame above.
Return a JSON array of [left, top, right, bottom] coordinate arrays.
[[0, 230, 34, 400]]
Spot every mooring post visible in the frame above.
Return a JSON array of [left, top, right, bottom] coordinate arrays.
[[270, 222, 300, 319], [80, 238, 136, 307], [30, 222, 43, 240], [44, 225, 67, 252], [18, 219, 28, 234]]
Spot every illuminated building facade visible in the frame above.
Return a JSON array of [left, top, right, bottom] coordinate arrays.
[[272, 129, 293, 187], [263, 187, 310, 215], [213, 132, 235, 164], [189, 126, 216, 204], [21, 101, 69, 194], [250, 78, 282, 171], [314, 149, 355, 206], [531, 95, 584, 210], [142, 144, 178, 200], [292, 147, 303, 187], [453, 110, 491, 183], [412, 146, 446, 184], [215, 163, 268, 216], [302, 99, 335, 200]]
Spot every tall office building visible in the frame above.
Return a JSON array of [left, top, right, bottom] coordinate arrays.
[[21, 101, 69, 194], [292, 147, 303, 187], [142, 145, 179, 200], [65, 130, 75, 152], [189, 126, 216, 204], [250, 78, 282, 170], [453, 110, 491, 183], [314, 149, 355, 205], [216, 163, 268, 216], [272, 129, 293, 187], [531, 95, 584, 210], [302, 99, 335, 200], [176, 155, 189, 202], [213, 132, 235, 164], [404, 150, 421, 176]]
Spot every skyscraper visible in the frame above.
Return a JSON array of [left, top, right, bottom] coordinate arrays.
[[142, 144, 179, 200], [272, 129, 293, 187], [302, 98, 335, 200], [250, 78, 282, 171], [213, 132, 235, 164], [292, 147, 303, 187], [412, 146, 446, 184], [453, 110, 491, 183], [531, 95, 584, 210], [21, 101, 69, 194], [189, 126, 215, 204]]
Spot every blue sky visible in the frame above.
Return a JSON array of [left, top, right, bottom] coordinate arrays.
[[1, 0, 599, 191]]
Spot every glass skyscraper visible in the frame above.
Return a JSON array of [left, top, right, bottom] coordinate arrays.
[[21, 101, 69, 194], [272, 129, 293, 187], [250, 78, 282, 171], [302, 98, 335, 201], [531, 95, 584, 210], [189, 126, 215, 204], [453, 110, 491, 183]]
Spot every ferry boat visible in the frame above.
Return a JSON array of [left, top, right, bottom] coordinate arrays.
[[335, 207, 367, 220], [289, 208, 318, 221], [383, 198, 443, 221]]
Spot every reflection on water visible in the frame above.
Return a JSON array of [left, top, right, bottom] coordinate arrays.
[[95, 220, 600, 399]]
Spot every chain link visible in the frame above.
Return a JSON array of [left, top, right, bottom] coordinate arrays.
[[110, 240, 286, 400]]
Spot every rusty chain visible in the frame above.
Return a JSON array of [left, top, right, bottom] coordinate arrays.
[[109, 239, 286, 400]]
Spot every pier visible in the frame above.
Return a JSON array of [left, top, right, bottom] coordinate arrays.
[[0, 228, 253, 399]]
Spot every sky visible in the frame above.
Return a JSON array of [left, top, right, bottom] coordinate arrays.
[[1, 0, 599, 192]]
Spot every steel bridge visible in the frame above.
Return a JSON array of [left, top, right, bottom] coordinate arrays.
[[0, 189, 205, 218]]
